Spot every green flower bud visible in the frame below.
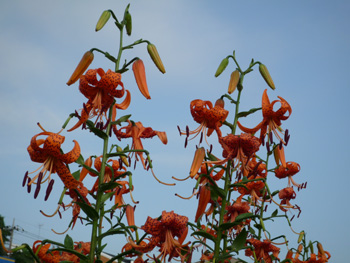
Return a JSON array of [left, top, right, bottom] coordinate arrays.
[[259, 63, 275, 90], [125, 11, 132, 36], [95, 10, 111, 32], [147, 43, 166, 74], [228, 70, 240, 94], [215, 58, 229, 77]]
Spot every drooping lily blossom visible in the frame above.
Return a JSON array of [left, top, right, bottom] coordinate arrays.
[[237, 89, 292, 144], [285, 243, 331, 263], [208, 133, 260, 170], [128, 211, 190, 262], [113, 120, 167, 169], [33, 240, 90, 263], [179, 99, 229, 144], [88, 155, 128, 193], [275, 161, 302, 188], [68, 68, 129, 131], [278, 187, 296, 212], [224, 195, 251, 232], [26, 130, 81, 191], [245, 238, 280, 263]]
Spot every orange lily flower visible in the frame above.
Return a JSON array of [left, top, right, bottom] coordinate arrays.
[[113, 121, 167, 169], [245, 238, 280, 263], [278, 187, 296, 212], [128, 211, 190, 262], [68, 68, 129, 131], [208, 133, 260, 170], [237, 89, 292, 144], [88, 155, 128, 193], [26, 130, 81, 192], [179, 99, 229, 145], [275, 161, 303, 188], [224, 195, 251, 224]]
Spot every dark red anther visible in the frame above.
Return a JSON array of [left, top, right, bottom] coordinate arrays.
[[83, 103, 88, 114], [58, 209, 62, 219], [264, 204, 268, 212], [266, 141, 270, 153], [261, 134, 265, 146], [199, 132, 203, 144], [177, 125, 181, 135], [184, 137, 188, 148], [285, 134, 290, 146], [209, 144, 213, 154], [279, 141, 283, 150], [186, 126, 189, 137], [103, 118, 110, 130], [34, 184, 41, 199], [269, 132, 273, 144], [290, 215, 295, 221], [75, 110, 81, 120], [133, 159, 137, 169], [22, 171, 28, 187], [109, 127, 112, 137], [304, 182, 307, 188], [45, 179, 55, 201], [284, 129, 289, 142], [27, 177, 31, 193], [37, 172, 43, 185]]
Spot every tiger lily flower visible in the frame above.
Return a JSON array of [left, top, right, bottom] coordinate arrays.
[[278, 187, 296, 211], [88, 155, 128, 193], [26, 130, 81, 191], [68, 68, 129, 132], [113, 121, 167, 169], [237, 89, 292, 144], [179, 99, 229, 145], [245, 238, 280, 263], [275, 161, 302, 188], [207, 133, 260, 170], [128, 211, 190, 262]]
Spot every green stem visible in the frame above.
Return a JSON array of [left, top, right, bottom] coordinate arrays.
[[89, 105, 114, 262]]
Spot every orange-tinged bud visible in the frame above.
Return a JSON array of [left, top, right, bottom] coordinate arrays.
[[195, 185, 211, 222], [214, 98, 225, 108], [317, 242, 325, 257], [259, 63, 275, 90], [147, 43, 166, 74], [215, 57, 229, 77], [274, 144, 286, 168], [190, 147, 205, 178], [228, 70, 240, 94], [67, 51, 94, 86], [132, 59, 151, 99], [95, 10, 111, 32], [125, 205, 135, 231]]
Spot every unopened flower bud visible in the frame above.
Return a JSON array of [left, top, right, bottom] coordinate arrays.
[[117, 146, 129, 167], [132, 59, 151, 99], [215, 58, 229, 77], [297, 231, 304, 243], [317, 242, 325, 257], [228, 70, 240, 94], [190, 147, 205, 178], [147, 43, 166, 74], [124, 11, 132, 36], [67, 51, 94, 86], [259, 63, 275, 90], [214, 98, 225, 108], [95, 10, 111, 32]]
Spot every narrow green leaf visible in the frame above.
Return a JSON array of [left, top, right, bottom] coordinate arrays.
[[64, 234, 74, 249], [101, 192, 116, 204], [99, 182, 121, 192], [235, 213, 258, 222], [110, 114, 131, 126], [271, 209, 278, 217], [76, 202, 99, 220], [98, 229, 126, 241], [230, 228, 248, 252], [191, 231, 215, 241], [237, 107, 261, 118], [85, 120, 108, 139]]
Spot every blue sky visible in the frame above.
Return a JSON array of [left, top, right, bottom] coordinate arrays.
[[1, 0, 349, 262]]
